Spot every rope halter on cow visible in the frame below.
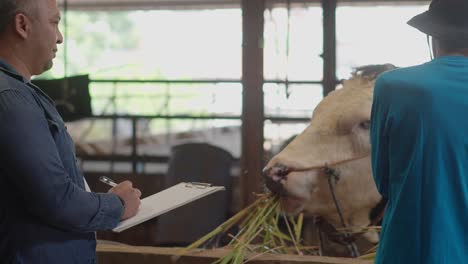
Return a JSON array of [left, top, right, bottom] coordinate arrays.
[[321, 165, 360, 257], [295, 152, 385, 258]]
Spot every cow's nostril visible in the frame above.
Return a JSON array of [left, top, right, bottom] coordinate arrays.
[[264, 176, 283, 194], [262, 167, 272, 178], [274, 164, 291, 179], [263, 164, 291, 194], [263, 164, 290, 180]]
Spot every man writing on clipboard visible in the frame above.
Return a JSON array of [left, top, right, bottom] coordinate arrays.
[[0, 0, 141, 263]]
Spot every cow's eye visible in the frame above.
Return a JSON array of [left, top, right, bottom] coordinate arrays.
[[359, 120, 370, 130]]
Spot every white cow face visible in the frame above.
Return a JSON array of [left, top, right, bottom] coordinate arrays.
[[263, 64, 396, 230]]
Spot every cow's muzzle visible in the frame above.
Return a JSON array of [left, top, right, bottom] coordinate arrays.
[[262, 164, 291, 194]]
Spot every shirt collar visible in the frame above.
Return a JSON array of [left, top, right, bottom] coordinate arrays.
[[0, 58, 56, 105], [0, 59, 28, 83]]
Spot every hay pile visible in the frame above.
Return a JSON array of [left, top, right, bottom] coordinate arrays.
[[178, 193, 318, 263], [177, 193, 380, 263]]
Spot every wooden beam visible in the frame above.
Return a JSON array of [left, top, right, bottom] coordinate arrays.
[[240, 0, 265, 207], [322, 0, 337, 96], [97, 244, 374, 264]]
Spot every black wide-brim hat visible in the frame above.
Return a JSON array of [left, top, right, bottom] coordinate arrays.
[[407, 0, 468, 42]]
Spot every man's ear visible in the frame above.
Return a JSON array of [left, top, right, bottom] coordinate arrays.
[[13, 13, 32, 39]]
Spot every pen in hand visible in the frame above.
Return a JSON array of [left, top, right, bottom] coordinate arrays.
[[99, 176, 141, 220], [99, 176, 117, 187]]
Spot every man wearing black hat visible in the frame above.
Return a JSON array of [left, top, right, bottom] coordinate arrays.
[[370, 0, 468, 263]]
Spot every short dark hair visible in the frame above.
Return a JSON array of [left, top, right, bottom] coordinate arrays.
[[0, 0, 36, 35], [437, 38, 468, 53]]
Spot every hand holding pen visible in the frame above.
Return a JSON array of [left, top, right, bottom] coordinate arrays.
[[99, 176, 142, 220]]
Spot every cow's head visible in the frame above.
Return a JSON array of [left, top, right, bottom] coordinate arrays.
[[263, 64, 396, 241]]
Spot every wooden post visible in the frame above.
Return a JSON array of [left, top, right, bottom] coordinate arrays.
[[322, 0, 337, 96], [241, 0, 265, 207]]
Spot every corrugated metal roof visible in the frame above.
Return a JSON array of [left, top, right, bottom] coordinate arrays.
[[56, 0, 240, 10], [57, 0, 429, 11]]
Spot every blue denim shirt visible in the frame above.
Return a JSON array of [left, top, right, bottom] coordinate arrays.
[[0, 60, 124, 264]]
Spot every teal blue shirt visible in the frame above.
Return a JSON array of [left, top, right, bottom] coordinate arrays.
[[371, 56, 468, 264]]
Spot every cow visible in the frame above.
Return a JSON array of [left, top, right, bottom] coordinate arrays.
[[263, 64, 397, 257]]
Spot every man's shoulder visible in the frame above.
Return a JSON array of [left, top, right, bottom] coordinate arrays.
[[0, 72, 39, 110], [373, 63, 437, 101], [378, 63, 429, 82], [375, 63, 436, 94], [0, 71, 25, 93]]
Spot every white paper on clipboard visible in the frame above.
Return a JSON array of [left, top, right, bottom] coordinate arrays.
[[113, 182, 225, 232]]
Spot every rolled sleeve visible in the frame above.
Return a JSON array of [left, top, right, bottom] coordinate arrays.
[[91, 193, 124, 230]]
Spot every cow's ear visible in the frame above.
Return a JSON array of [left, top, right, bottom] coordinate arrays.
[[359, 120, 370, 130]]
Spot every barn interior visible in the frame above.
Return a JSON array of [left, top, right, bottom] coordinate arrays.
[[32, 0, 431, 263]]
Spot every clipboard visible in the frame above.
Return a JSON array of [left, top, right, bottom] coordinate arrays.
[[113, 182, 225, 232]]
